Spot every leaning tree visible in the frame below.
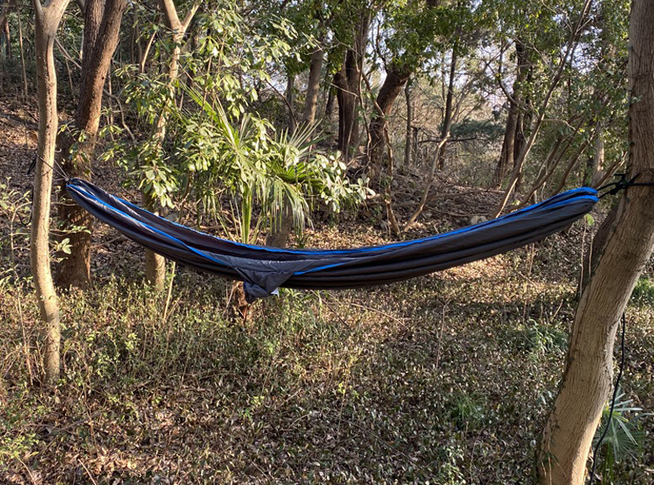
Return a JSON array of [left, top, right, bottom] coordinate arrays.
[[538, 0, 654, 482]]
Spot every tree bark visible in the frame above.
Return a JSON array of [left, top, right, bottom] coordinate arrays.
[[285, 73, 296, 134], [55, 0, 126, 290], [586, 127, 604, 187], [495, 98, 518, 187], [265, 203, 293, 248], [368, 63, 410, 172], [495, 39, 529, 188], [143, 0, 198, 291], [32, 0, 70, 386], [334, 11, 370, 161], [403, 76, 413, 168], [325, 83, 335, 120], [538, 1, 654, 482], [436, 47, 458, 171], [0, 0, 12, 61], [302, 47, 323, 124]]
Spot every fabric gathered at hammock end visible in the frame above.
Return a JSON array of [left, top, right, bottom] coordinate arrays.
[[67, 178, 598, 301]]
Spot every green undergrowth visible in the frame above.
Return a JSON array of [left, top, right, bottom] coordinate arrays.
[[1, 256, 653, 484]]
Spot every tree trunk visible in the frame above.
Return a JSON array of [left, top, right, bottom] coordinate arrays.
[[587, 127, 604, 187], [56, 0, 126, 290], [538, 2, 654, 483], [368, 64, 410, 173], [495, 39, 529, 188], [493, 0, 593, 218], [265, 203, 293, 248], [0, 0, 11, 62], [403, 76, 413, 168], [302, 47, 323, 124], [495, 99, 518, 187], [334, 11, 370, 161], [436, 48, 458, 171], [32, 0, 70, 386], [143, 0, 198, 291], [17, 8, 28, 100], [325, 83, 334, 120], [0, 0, 13, 97], [285, 73, 296, 133], [335, 69, 355, 158]]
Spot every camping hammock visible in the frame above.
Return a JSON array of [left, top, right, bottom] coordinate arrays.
[[66, 178, 598, 301]]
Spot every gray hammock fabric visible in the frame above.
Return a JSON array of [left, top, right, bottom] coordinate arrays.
[[67, 179, 598, 301]]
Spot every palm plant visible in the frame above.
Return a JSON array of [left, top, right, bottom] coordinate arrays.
[[592, 388, 648, 484], [175, 88, 367, 244]]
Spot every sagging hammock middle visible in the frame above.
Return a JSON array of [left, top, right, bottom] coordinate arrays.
[[66, 178, 598, 301]]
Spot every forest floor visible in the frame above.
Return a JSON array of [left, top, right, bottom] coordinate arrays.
[[1, 96, 653, 485]]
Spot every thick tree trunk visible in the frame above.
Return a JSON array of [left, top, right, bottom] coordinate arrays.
[[538, 2, 654, 483], [32, 0, 70, 386], [368, 64, 410, 172], [56, 0, 126, 290], [302, 47, 323, 124]]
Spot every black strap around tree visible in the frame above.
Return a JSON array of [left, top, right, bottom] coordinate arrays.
[[598, 172, 654, 199]]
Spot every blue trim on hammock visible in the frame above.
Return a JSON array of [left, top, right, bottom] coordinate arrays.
[[68, 184, 231, 268], [67, 179, 598, 259], [293, 193, 599, 275]]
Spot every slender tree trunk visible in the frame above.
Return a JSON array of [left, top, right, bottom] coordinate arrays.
[[56, 0, 126, 290], [334, 11, 370, 161], [0, 0, 11, 61], [32, 0, 70, 386], [538, 2, 654, 483], [0, 1, 9, 91], [515, 113, 592, 210], [302, 47, 323, 124], [269, 51, 323, 250], [325, 83, 334, 120], [436, 48, 458, 171], [404, 136, 449, 230], [368, 64, 410, 173], [586, 127, 604, 187], [334, 69, 355, 158], [404, 46, 464, 230], [495, 39, 528, 188], [512, 41, 532, 185], [403, 76, 413, 169], [495, 99, 518, 187], [143, 0, 198, 291], [285, 73, 296, 134], [494, 1, 593, 217], [17, 9, 28, 100]]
